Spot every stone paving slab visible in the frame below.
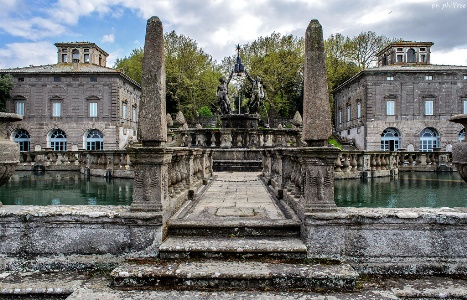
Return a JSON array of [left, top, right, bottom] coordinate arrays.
[[183, 172, 286, 221]]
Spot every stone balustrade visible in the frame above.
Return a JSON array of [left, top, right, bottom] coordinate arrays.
[[334, 151, 399, 179], [262, 147, 339, 216], [398, 151, 453, 172], [17, 150, 133, 177], [168, 128, 302, 148]]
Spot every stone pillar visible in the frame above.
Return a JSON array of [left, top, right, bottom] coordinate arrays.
[[302, 19, 332, 146], [301, 148, 339, 212], [130, 16, 169, 212], [137, 16, 167, 146], [130, 147, 172, 212]]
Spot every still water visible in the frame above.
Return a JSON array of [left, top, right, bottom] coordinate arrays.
[[335, 172, 467, 208], [0, 171, 133, 206]]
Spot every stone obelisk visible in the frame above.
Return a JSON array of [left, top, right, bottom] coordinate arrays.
[[302, 19, 332, 146], [138, 16, 167, 146], [300, 19, 338, 212], [130, 17, 171, 212]]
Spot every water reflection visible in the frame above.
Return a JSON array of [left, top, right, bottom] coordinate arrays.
[[335, 172, 467, 208], [0, 171, 133, 206]]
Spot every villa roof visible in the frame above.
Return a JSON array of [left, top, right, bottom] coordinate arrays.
[[0, 63, 140, 88], [333, 64, 467, 93]]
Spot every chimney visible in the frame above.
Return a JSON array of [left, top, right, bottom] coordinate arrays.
[[72, 58, 79, 71]]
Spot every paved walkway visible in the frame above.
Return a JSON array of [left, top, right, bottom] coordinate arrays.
[[181, 171, 286, 221]]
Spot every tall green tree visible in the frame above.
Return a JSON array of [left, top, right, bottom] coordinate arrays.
[[114, 48, 144, 84], [222, 32, 304, 125], [0, 74, 14, 112], [114, 31, 222, 123]]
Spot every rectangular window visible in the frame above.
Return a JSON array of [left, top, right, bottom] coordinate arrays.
[[464, 75, 467, 80], [52, 102, 62, 117], [62, 54, 68, 63], [132, 106, 137, 121], [396, 55, 403, 62], [463, 99, 467, 114], [347, 106, 351, 122], [84, 53, 90, 63], [425, 100, 434, 115], [397, 48, 403, 52], [54, 77, 61, 82], [90, 76, 97, 82], [122, 104, 127, 119], [89, 102, 98, 117], [357, 102, 361, 118], [386, 100, 395, 115], [386, 76, 394, 81], [16, 102, 24, 116], [420, 54, 426, 62], [420, 47, 426, 52], [338, 109, 342, 124], [18, 78, 24, 82], [425, 75, 433, 80]]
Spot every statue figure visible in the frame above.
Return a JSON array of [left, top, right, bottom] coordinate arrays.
[[245, 70, 264, 114], [217, 71, 234, 115]]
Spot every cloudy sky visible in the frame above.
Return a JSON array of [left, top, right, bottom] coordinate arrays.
[[0, 0, 466, 69]]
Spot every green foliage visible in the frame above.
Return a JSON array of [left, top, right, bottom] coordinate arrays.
[[328, 137, 343, 150], [114, 32, 222, 124], [164, 30, 223, 122], [0, 74, 14, 112], [221, 32, 304, 125], [114, 48, 144, 84], [114, 29, 399, 125], [197, 105, 213, 117]]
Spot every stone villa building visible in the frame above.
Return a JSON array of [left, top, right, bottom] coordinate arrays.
[[333, 41, 467, 151], [1, 42, 141, 151]]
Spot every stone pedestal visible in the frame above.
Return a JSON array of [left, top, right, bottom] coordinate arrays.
[[301, 147, 340, 212], [221, 114, 259, 129], [128, 147, 172, 212]]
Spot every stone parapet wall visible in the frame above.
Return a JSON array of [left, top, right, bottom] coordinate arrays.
[[304, 207, 467, 275], [0, 206, 162, 257]]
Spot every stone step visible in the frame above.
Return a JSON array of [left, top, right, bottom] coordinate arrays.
[[159, 236, 307, 260], [111, 260, 358, 292], [167, 219, 301, 237]]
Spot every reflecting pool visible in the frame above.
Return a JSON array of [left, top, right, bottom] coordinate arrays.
[[335, 172, 467, 208], [0, 171, 133, 206]]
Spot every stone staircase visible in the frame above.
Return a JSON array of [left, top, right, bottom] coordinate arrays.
[[111, 218, 358, 292]]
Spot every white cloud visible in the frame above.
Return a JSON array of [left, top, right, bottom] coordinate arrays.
[[0, 42, 56, 69], [101, 33, 115, 43], [431, 48, 467, 66], [0, 17, 66, 40]]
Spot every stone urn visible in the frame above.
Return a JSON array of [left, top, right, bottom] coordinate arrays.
[[450, 114, 467, 183], [0, 112, 22, 203]]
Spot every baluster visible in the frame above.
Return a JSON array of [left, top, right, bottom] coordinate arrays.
[[334, 153, 343, 172], [350, 154, 358, 171]]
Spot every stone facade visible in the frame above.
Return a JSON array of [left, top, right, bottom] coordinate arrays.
[[333, 42, 467, 151], [0, 42, 141, 151]]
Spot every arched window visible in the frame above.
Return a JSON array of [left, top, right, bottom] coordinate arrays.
[[72, 49, 79, 60], [13, 129, 30, 152], [381, 128, 401, 151], [459, 128, 465, 142], [85, 129, 103, 150], [49, 129, 67, 151], [407, 48, 416, 63], [420, 128, 439, 152]]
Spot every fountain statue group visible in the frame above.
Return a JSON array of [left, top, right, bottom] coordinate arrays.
[[216, 46, 264, 115]]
